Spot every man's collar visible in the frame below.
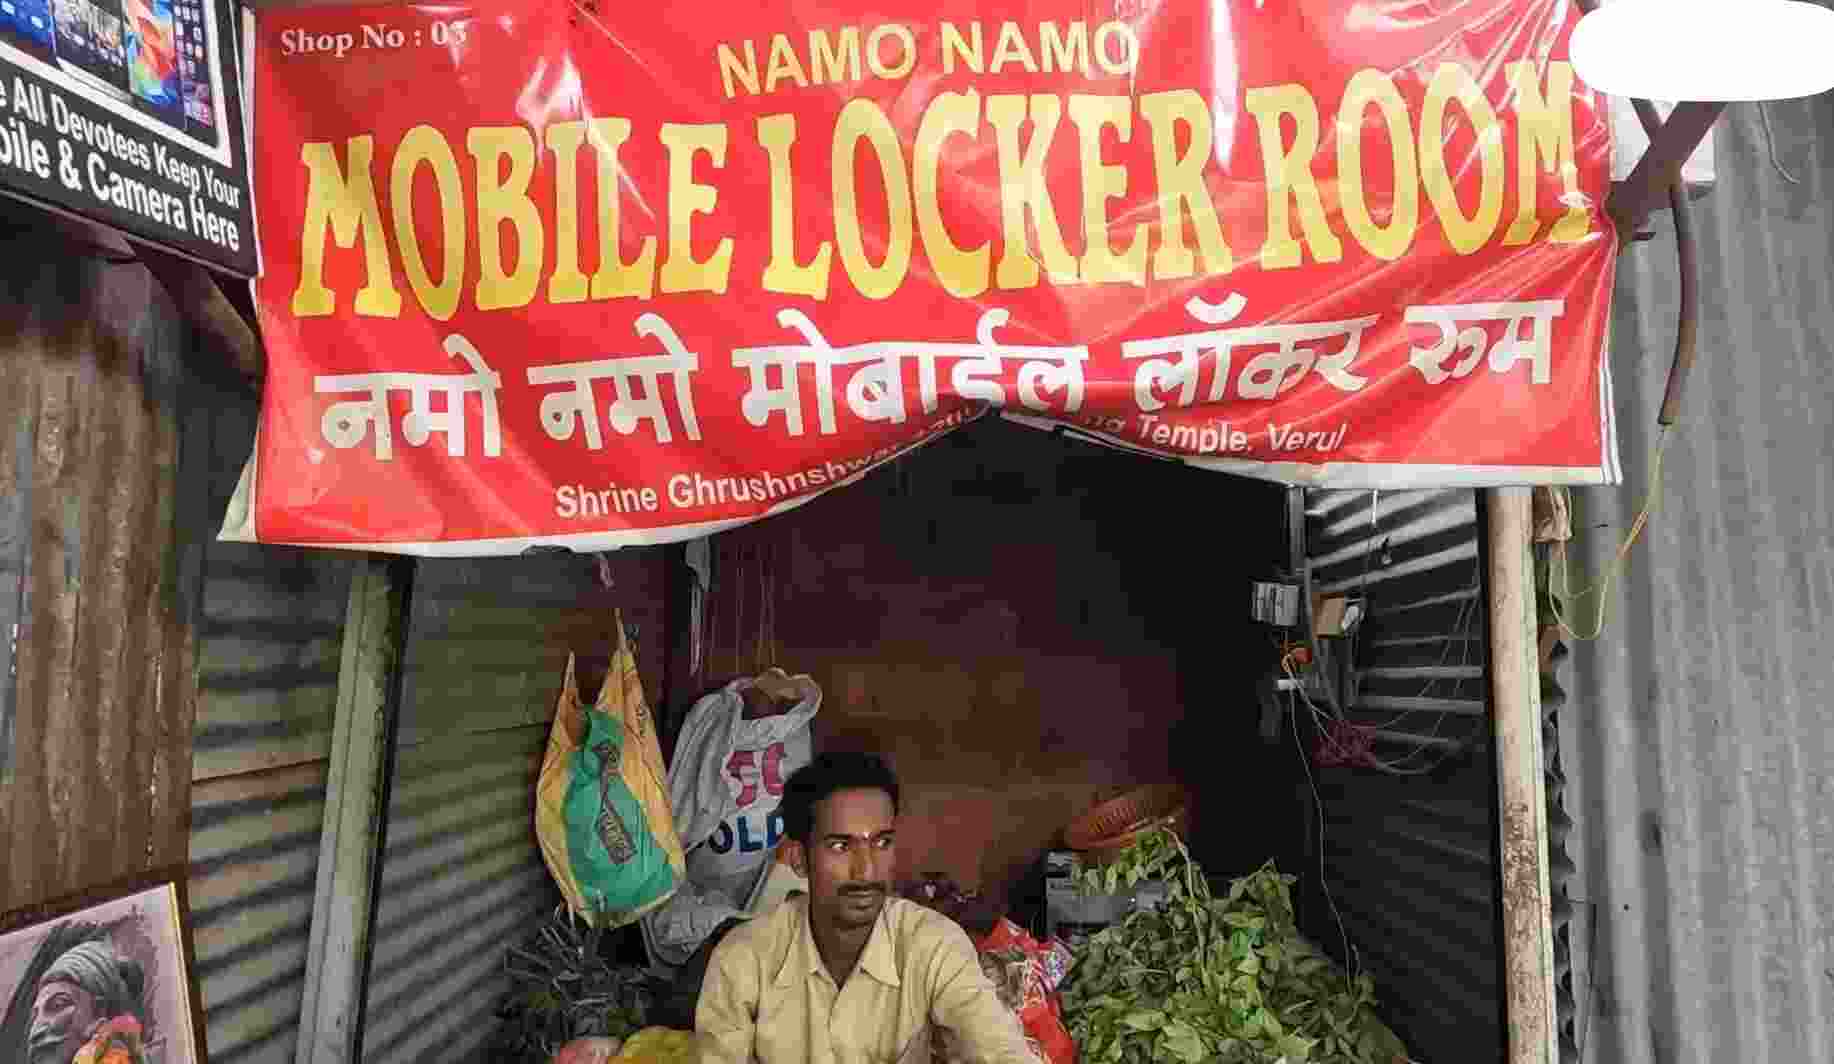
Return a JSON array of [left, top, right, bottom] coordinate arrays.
[[772, 898, 814, 988], [775, 897, 902, 990], [857, 902, 903, 988]]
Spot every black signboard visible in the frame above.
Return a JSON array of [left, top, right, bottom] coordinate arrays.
[[0, 0, 254, 275]]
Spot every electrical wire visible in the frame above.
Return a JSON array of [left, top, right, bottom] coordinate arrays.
[[1291, 684, 1358, 987], [1366, 724, 1470, 778], [754, 539, 779, 672], [1283, 649, 1471, 778], [1758, 101, 1801, 185], [1358, 430, 1672, 767], [1297, 489, 1382, 725], [1320, 489, 1467, 746], [754, 542, 766, 672], [731, 541, 746, 679], [1363, 578, 1486, 773], [1284, 551, 1485, 774], [1358, 491, 1380, 597], [1548, 424, 1673, 641], [1361, 561, 1482, 729]]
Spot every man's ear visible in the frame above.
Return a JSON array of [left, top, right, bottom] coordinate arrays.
[[780, 839, 806, 875]]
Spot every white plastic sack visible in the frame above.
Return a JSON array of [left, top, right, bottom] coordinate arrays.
[[641, 670, 819, 969]]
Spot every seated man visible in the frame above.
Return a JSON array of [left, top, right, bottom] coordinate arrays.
[[695, 752, 1034, 1063]]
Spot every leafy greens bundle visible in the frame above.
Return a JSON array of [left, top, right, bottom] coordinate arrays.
[[1061, 828, 1409, 1064], [490, 904, 657, 1061]]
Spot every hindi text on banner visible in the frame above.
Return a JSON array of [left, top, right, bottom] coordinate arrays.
[[315, 334, 503, 461]]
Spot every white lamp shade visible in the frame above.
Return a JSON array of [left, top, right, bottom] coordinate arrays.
[[1571, 0, 1834, 102]]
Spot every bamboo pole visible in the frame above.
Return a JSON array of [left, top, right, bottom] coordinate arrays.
[[296, 555, 416, 1063], [1486, 487, 1557, 1064]]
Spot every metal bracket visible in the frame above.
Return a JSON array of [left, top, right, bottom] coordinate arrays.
[[1606, 100, 1727, 241]]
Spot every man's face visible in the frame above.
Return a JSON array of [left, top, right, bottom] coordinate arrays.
[[802, 787, 897, 932], [28, 979, 99, 1064]]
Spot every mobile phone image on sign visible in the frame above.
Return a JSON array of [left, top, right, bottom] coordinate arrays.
[[175, 0, 213, 145], [0, 0, 56, 64], [125, 0, 179, 120], [55, 0, 131, 98]]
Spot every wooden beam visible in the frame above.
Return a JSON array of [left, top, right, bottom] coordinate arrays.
[[1606, 100, 1726, 240], [136, 243, 265, 393], [0, 200, 264, 393], [1485, 487, 1557, 1064], [296, 555, 415, 1064], [0, 238, 202, 911]]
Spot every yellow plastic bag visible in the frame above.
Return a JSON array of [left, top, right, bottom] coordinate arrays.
[[616, 1028, 696, 1062], [535, 613, 685, 927]]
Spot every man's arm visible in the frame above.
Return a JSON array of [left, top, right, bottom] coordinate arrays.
[[925, 923, 1036, 1064], [693, 933, 760, 1064]]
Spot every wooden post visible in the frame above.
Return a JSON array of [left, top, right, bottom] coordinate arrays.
[[296, 555, 415, 1064], [1485, 488, 1557, 1064]]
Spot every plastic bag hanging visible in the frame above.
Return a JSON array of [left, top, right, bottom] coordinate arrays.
[[534, 610, 687, 927]]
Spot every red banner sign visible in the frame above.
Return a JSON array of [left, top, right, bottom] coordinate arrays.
[[229, 0, 1619, 555]]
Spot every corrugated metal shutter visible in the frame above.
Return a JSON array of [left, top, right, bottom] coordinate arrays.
[[361, 726, 552, 1062], [1302, 488, 1502, 1063], [1543, 636, 1579, 1062], [186, 382, 355, 1064], [1560, 98, 1834, 1064], [361, 550, 668, 1063], [189, 760, 331, 1062], [1306, 490, 1489, 775]]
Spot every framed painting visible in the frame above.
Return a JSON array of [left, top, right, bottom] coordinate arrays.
[[0, 869, 205, 1064]]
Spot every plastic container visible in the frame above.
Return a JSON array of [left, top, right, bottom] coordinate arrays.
[[1064, 785, 1189, 865]]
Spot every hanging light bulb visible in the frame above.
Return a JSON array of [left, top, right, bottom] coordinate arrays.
[[1570, 0, 1834, 102]]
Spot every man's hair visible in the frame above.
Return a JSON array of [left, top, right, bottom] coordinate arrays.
[[781, 752, 900, 844]]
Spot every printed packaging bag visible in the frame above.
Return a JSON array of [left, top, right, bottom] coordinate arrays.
[[680, 676, 819, 912], [535, 613, 685, 927], [936, 919, 1077, 1064]]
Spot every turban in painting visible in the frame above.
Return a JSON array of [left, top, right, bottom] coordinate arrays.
[[39, 941, 134, 1018]]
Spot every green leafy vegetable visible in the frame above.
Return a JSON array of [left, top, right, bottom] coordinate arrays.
[[1061, 828, 1409, 1064], [488, 904, 659, 1061]]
